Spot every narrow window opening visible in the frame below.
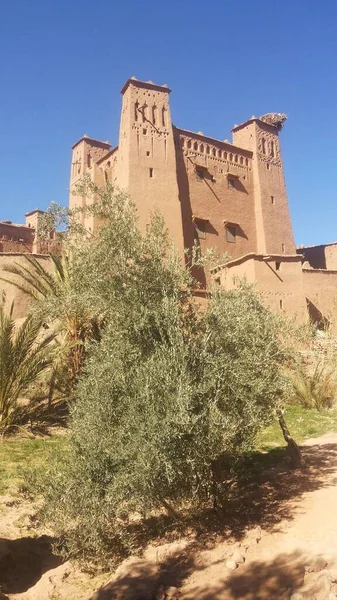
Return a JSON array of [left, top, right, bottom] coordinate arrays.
[[267, 163, 270, 170], [262, 138, 266, 154], [270, 140, 275, 157], [223, 151, 228, 159], [194, 141, 198, 151], [142, 104, 148, 123], [162, 107, 166, 127], [87, 154, 91, 168], [200, 144, 204, 153], [146, 151, 150, 156], [282, 243, 285, 252], [152, 105, 157, 125], [280, 299, 283, 310], [135, 101, 139, 121], [149, 168, 154, 178], [245, 158, 248, 166], [234, 154, 238, 163], [229, 153, 233, 161], [240, 156, 243, 165], [187, 140, 192, 149], [206, 145, 210, 154], [212, 148, 216, 157], [275, 262, 280, 271], [226, 225, 236, 243]]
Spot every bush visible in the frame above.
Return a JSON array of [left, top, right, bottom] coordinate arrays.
[[289, 361, 337, 411], [32, 183, 290, 567]]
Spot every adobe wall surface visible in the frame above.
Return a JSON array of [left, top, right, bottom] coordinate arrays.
[[299, 244, 337, 271], [218, 256, 307, 322], [174, 129, 256, 265], [302, 269, 337, 330], [0, 254, 51, 320]]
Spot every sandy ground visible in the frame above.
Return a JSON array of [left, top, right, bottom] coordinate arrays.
[[2, 434, 337, 599]]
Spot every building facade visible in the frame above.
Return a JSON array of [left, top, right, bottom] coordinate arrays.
[[69, 77, 307, 321]]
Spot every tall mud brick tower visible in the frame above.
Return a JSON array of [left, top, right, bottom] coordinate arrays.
[[69, 77, 307, 321]]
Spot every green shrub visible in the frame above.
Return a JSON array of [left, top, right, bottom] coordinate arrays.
[[31, 183, 290, 567]]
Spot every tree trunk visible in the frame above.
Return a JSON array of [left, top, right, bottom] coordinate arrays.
[[276, 408, 307, 469]]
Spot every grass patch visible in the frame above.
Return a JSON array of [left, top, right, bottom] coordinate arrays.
[[257, 405, 337, 451], [0, 435, 68, 495]]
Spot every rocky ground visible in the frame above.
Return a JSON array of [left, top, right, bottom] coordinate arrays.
[[2, 434, 337, 599]]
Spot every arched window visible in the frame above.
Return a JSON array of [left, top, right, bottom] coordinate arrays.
[[200, 144, 204, 153], [187, 140, 192, 149], [181, 138, 185, 148], [245, 158, 248, 166], [194, 141, 198, 151], [162, 107, 166, 127], [135, 101, 139, 121], [270, 140, 275, 157], [240, 156, 243, 165], [218, 149, 221, 158], [152, 105, 157, 125], [212, 148, 216, 157], [229, 153, 233, 161], [223, 151, 227, 160], [234, 154, 238, 163], [206, 145, 210, 154]]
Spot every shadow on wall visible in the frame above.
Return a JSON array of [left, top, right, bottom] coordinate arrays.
[[306, 297, 331, 330]]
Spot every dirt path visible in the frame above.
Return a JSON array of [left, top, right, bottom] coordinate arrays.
[[2, 434, 337, 599]]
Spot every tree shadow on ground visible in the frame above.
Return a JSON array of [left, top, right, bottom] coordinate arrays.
[[91, 549, 310, 599], [125, 442, 337, 549], [91, 442, 337, 599], [0, 535, 62, 594]]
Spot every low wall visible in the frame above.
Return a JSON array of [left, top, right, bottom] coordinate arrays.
[[302, 269, 337, 329]]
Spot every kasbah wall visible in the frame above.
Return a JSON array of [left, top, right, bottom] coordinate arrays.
[[2, 76, 337, 329]]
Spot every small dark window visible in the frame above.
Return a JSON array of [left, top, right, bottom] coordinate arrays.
[[280, 299, 283, 310], [262, 138, 266, 154], [271, 195, 274, 204], [187, 140, 192, 149], [143, 128, 147, 135], [146, 151, 150, 156], [195, 220, 206, 239], [275, 262, 280, 271], [149, 168, 154, 178], [228, 177, 235, 190], [226, 225, 236, 243], [282, 243, 285, 252], [267, 163, 270, 170], [194, 142, 198, 151], [28, 223, 31, 227]]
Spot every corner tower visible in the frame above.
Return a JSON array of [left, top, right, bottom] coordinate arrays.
[[116, 78, 184, 254], [232, 114, 295, 255]]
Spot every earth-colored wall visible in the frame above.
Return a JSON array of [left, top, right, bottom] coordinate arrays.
[[0, 253, 51, 320], [302, 269, 337, 330]]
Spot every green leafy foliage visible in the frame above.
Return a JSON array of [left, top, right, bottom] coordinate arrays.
[[32, 181, 290, 567], [0, 299, 56, 433], [289, 361, 337, 411]]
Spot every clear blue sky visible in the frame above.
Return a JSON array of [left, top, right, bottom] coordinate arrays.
[[1, 0, 337, 246]]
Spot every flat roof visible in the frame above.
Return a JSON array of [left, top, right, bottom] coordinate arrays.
[[297, 242, 337, 251], [25, 209, 45, 217], [121, 77, 171, 95], [72, 136, 111, 150]]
